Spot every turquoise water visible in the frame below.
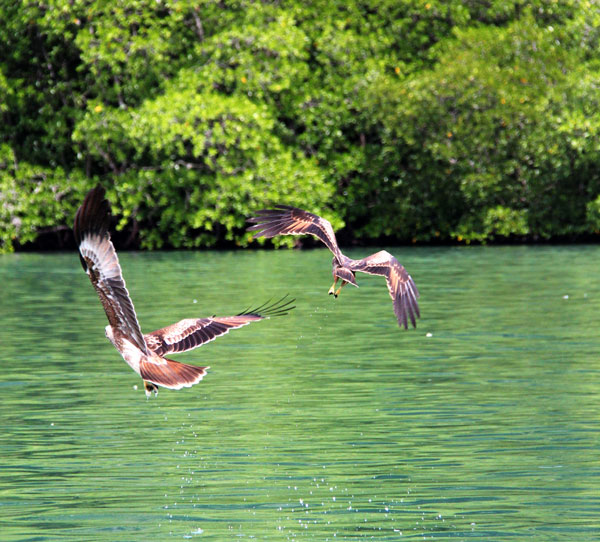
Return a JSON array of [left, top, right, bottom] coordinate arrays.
[[0, 246, 599, 540]]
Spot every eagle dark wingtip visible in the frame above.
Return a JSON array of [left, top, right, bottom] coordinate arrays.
[[246, 205, 294, 237], [73, 184, 111, 245], [237, 294, 296, 318], [398, 292, 419, 329]]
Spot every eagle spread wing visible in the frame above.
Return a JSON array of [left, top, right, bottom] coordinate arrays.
[[247, 205, 342, 258], [351, 250, 420, 329], [144, 296, 295, 356], [73, 185, 148, 353]]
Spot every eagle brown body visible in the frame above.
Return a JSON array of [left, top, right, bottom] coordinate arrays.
[[74, 186, 294, 397], [248, 205, 420, 329]]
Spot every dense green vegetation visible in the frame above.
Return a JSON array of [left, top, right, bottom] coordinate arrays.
[[1, 0, 599, 252]]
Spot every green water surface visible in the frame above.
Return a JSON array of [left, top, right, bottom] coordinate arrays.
[[0, 246, 598, 541]]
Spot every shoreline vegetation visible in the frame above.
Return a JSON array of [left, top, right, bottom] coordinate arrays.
[[2, 1, 600, 253], [14, 227, 600, 253]]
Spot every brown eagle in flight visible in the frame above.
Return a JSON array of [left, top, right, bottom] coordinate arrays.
[[74, 186, 294, 397], [247, 205, 419, 329]]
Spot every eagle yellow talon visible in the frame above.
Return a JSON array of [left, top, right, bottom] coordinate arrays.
[[144, 381, 158, 399], [328, 276, 339, 297], [333, 280, 348, 297]]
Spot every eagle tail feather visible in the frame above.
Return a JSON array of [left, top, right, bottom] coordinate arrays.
[[140, 359, 209, 390]]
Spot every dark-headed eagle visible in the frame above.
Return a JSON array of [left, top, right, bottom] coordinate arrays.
[[247, 205, 419, 329], [74, 186, 294, 397]]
